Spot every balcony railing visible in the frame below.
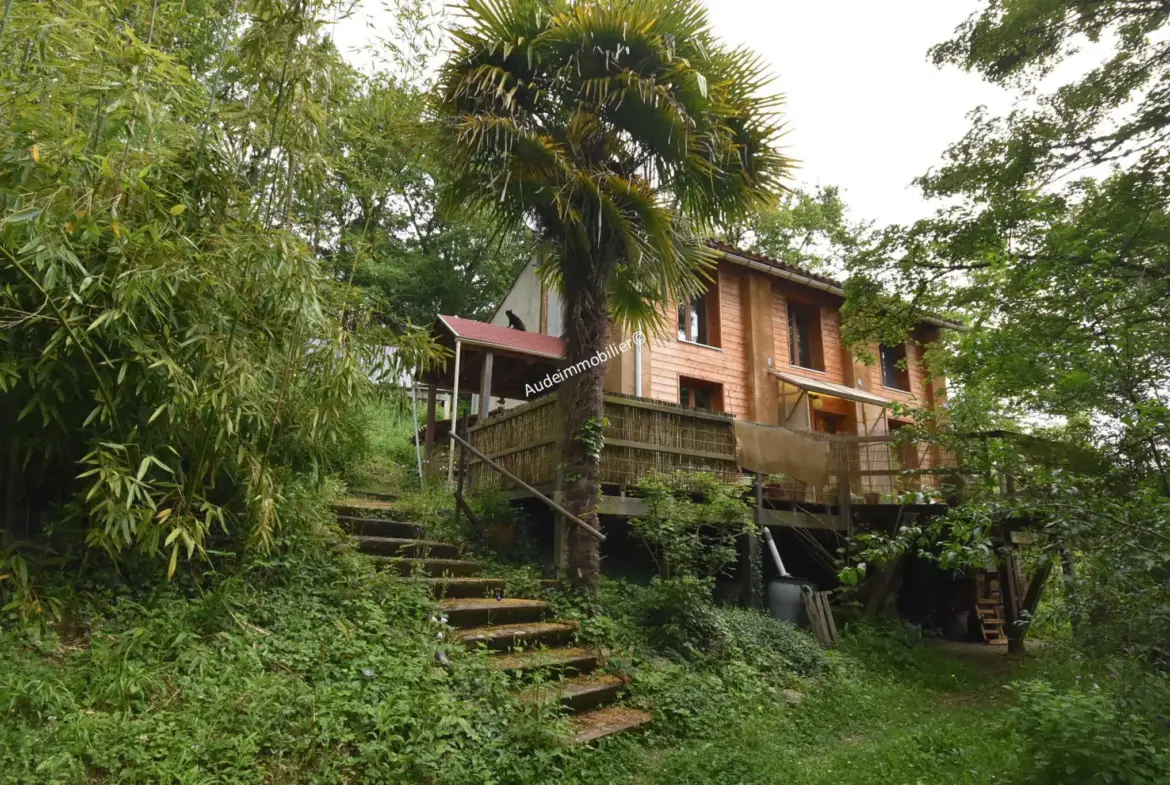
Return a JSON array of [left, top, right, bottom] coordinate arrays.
[[462, 392, 1008, 508]]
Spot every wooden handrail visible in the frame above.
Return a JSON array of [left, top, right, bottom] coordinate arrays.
[[449, 431, 607, 542]]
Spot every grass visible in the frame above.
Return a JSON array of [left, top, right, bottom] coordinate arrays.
[[618, 632, 1019, 785], [346, 388, 428, 495]]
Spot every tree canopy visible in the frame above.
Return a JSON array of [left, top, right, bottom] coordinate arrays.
[[845, 0, 1170, 495], [841, 0, 1170, 661]]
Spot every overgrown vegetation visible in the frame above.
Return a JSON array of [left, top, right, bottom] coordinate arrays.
[[5, 0, 1170, 781], [0, 483, 576, 784]]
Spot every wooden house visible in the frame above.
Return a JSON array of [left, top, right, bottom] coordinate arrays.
[[413, 245, 1063, 645], [490, 241, 955, 437], [420, 242, 962, 517]]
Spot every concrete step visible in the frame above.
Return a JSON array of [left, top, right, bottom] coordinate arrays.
[[413, 577, 507, 598], [441, 597, 548, 628], [491, 646, 599, 675], [457, 621, 578, 651], [354, 536, 460, 559], [374, 557, 482, 577], [350, 489, 397, 502], [333, 498, 399, 515], [520, 674, 625, 713], [569, 706, 652, 744], [337, 516, 423, 539]]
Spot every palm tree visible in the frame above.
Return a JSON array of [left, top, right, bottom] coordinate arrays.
[[437, 0, 790, 588]]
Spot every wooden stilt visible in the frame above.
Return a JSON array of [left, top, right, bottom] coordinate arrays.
[[999, 548, 1023, 654], [424, 383, 437, 462], [447, 340, 462, 483]]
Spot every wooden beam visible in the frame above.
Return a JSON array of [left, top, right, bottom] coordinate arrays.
[[601, 394, 734, 423], [478, 351, 494, 420], [424, 383, 437, 462], [603, 438, 735, 463], [447, 339, 462, 483], [742, 272, 778, 424], [999, 548, 1023, 654]]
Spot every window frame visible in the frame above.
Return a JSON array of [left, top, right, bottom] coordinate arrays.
[[679, 376, 725, 413], [787, 300, 825, 371], [677, 281, 721, 347], [880, 343, 911, 392]]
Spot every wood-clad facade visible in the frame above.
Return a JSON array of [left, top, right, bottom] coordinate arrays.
[[575, 249, 950, 437]]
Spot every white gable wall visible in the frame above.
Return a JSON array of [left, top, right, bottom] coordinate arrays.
[[490, 254, 564, 337]]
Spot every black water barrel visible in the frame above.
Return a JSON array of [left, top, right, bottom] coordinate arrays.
[[767, 578, 813, 626]]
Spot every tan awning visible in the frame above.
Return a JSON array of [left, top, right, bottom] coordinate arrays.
[[772, 370, 892, 408], [732, 419, 831, 487]]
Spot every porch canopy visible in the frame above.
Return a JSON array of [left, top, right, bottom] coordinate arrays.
[[423, 315, 566, 479], [771, 369, 892, 408]]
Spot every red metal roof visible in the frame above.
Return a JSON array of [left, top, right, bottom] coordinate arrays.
[[437, 314, 566, 359]]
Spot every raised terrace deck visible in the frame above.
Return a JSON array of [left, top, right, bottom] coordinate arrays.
[[458, 391, 971, 531]]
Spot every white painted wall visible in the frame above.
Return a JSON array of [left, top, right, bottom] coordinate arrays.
[[546, 282, 563, 337], [491, 255, 564, 337]]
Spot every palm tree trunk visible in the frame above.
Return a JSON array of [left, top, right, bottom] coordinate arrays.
[[561, 269, 608, 591]]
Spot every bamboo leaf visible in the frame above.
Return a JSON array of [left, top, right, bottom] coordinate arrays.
[[3, 208, 41, 224]]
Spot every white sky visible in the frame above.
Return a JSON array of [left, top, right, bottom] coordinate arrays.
[[702, 1, 1011, 227], [334, 0, 1018, 229]]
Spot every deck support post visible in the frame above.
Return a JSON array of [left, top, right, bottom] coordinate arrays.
[[553, 391, 569, 571], [447, 340, 462, 483], [478, 351, 494, 420], [740, 474, 763, 608], [424, 383, 437, 462], [835, 444, 852, 537], [999, 546, 1023, 654]]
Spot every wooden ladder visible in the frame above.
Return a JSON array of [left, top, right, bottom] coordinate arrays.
[[976, 574, 1008, 645]]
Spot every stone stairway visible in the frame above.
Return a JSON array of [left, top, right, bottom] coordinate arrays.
[[333, 496, 652, 744]]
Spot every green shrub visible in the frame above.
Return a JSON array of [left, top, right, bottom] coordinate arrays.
[[711, 605, 829, 677], [1010, 679, 1170, 785], [629, 472, 755, 579]]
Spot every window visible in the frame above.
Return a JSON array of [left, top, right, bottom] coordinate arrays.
[[677, 283, 720, 346], [787, 301, 824, 370], [880, 343, 911, 391], [679, 377, 724, 412], [813, 411, 845, 435]]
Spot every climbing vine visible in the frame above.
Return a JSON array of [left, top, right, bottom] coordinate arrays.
[[577, 416, 609, 463]]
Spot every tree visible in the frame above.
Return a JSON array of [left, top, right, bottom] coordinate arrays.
[[0, 0, 443, 618], [721, 185, 871, 276], [844, 1, 1170, 496], [840, 0, 1170, 661], [436, 0, 790, 588], [313, 75, 534, 329]]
